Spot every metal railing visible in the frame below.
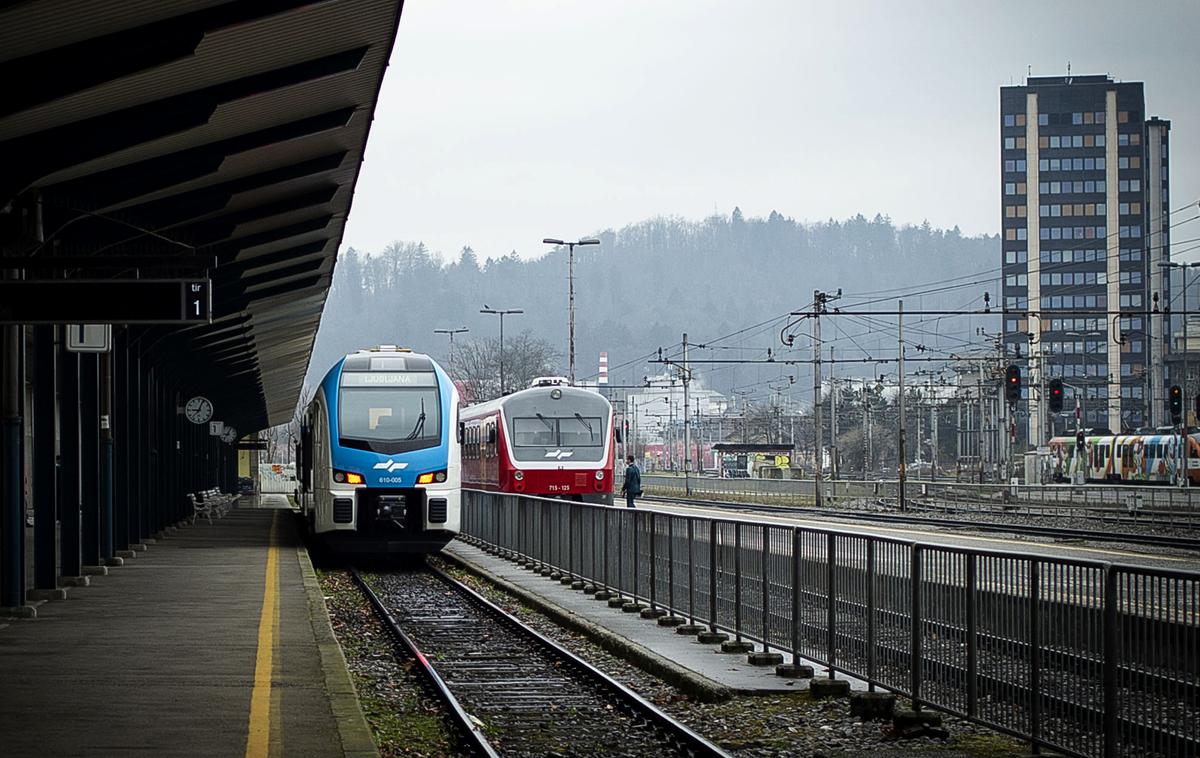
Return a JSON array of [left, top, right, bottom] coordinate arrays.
[[634, 474, 1200, 529], [459, 490, 1199, 758]]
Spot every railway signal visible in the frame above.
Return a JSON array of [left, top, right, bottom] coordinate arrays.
[[1047, 378, 1064, 413], [1169, 385, 1183, 424], [1004, 364, 1021, 404]]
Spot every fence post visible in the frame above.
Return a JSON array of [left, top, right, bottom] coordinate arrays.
[[734, 521, 743, 641], [567, 501, 575, 581], [1030, 560, 1041, 753], [687, 517, 696, 624], [791, 527, 801, 667], [826, 532, 836, 678], [633, 510, 641, 604], [708, 519, 719, 631], [761, 524, 771, 653], [1103, 565, 1118, 758], [866, 538, 876, 691], [966, 552, 978, 717], [649, 511, 657, 610], [910, 544, 922, 707]]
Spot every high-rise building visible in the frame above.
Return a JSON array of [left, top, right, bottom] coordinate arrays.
[[1000, 75, 1170, 442]]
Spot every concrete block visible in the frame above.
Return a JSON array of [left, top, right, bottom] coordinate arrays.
[[104, 556, 125, 567], [675, 624, 706, 635], [593, 590, 613, 600], [581, 584, 597, 594], [748, 650, 784, 666], [539, 568, 554, 577], [0, 605, 38, 619], [607, 597, 627, 608], [559, 576, 574, 585], [720, 639, 754, 654], [114, 550, 136, 559], [142, 538, 157, 545], [658, 615, 686, 627], [775, 663, 815, 679], [26, 588, 68, 602], [130, 543, 148, 552], [621, 602, 647, 613], [549, 571, 562, 581], [697, 630, 729, 644], [58, 576, 90, 588], [850, 691, 896, 721], [570, 580, 585, 590], [639, 607, 668, 619], [892, 709, 943, 730], [81, 565, 109, 576], [809, 678, 851, 698]]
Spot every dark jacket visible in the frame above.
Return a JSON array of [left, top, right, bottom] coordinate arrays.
[[622, 464, 642, 496]]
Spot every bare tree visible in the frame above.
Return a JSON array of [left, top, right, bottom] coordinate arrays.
[[455, 331, 561, 401]]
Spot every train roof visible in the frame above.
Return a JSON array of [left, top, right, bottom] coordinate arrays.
[[461, 384, 611, 419]]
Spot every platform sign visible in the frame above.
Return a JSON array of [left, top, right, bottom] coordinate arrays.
[[66, 324, 112, 353], [0, 279, 213, 324], [209, 421, 225, 437]]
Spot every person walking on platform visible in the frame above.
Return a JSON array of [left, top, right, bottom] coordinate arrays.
[[621, 455, 642, 508]]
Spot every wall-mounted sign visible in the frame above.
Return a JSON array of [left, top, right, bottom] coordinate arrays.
[[66, 324, 112, 353], [209, 421, 225, 436], [185, 396, 214, 425]]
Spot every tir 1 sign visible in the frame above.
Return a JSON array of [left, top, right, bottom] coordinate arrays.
[[0, 279, 212, 324]]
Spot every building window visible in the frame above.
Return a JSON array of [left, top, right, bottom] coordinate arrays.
[[1072, 112, 1083, 125], [1016, 228, 1027, 241], [1016, 136, 1026, 149], [1016, 159, 1026, 171], [1049, 135, 1060, 148], [1017, 182, 1026, 194], [1039, 113, 1049, 126], [1005, 182, 1016, 195], [1004, 114, 1015, 127], [1039, 136, 1049, 149], [1118, 111, 1129, 124], [1005, 137, 1015, 149]]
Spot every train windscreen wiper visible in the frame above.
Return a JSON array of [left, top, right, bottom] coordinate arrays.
[[574, 413, 596, 441], [405, 398, 427, 439]]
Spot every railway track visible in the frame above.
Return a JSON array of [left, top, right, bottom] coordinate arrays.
[[349, 563, 728, 757], [642, 494, 1200, 550]]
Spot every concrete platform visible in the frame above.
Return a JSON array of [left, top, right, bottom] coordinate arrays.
[[0, 498, 376, 758], [445, 540, 863, 696]]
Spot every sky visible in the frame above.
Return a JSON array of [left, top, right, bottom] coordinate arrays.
[[342, 0, 1200, 262]]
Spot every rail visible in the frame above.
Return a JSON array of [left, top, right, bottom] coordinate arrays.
[[634, 474, 1200, 529], [459, 489, 1200, 758]]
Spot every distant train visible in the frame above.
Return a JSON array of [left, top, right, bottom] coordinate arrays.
[[297, 347, 461, 554], [460, 381, 616, 504], [1047, 432, 1200, 485]]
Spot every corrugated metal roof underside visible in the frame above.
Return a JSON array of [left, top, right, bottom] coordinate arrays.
[[0, 0, 405, 431]]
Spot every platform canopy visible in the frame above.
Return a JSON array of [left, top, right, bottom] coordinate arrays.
[[0, 0, 405, 431]]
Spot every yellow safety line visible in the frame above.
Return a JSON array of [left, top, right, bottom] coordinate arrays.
[[245, 510, 280, 758], [661, 502, 1196, 563]]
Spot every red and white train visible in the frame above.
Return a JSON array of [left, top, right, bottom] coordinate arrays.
[[460, 380, 616, 504]]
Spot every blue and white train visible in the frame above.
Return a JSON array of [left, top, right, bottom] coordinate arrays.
[[297, 346, 460, 554]]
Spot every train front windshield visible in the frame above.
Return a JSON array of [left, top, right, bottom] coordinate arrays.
[[506, 390, 609, 462], [338, 371, 441, 454]]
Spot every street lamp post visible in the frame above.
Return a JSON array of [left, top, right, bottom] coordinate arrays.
[[433, 327, 468, 376], [480, 306, 523, 396], [543, 237, 600, 385]]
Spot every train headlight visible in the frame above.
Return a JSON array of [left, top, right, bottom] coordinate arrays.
[[514, 470, 524, 481], [594, 470, 604, 480], [417, 469, 447, 485]]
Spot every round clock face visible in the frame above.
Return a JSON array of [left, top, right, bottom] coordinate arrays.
[[221, 427, 238, 444], [185, 396, 213, 425]]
